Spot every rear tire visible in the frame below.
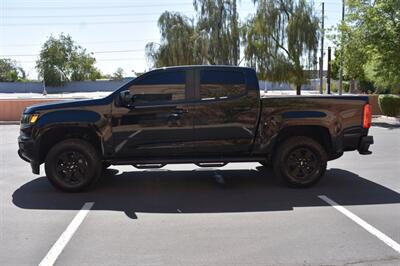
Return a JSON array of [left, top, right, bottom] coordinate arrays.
[[273, 136, 327, 188], [45, 139, 101, 192]]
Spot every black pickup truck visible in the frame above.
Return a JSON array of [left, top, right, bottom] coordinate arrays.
[[18, 65, 373, 192]]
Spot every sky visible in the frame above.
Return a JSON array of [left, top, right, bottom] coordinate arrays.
[[0, 0, 342, 80]]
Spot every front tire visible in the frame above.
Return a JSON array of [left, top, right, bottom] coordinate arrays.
[[273, 136, 327, 188], [45, 139, 101, 192]]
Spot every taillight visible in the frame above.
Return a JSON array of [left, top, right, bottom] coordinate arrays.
[[363, 104, 372, 129]]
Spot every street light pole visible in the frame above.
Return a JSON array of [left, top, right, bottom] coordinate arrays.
[[319, 2, 325, 94]]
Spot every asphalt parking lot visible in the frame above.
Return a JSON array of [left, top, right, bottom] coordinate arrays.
[[1, 123, 399, 266]]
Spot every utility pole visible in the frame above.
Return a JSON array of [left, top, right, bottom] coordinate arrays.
[[319, 57, 322, 92], [319, 2, 325, 94], [327, 47, 331, 94], [339, 0, 345, 95], [319, 2, 324, 94]]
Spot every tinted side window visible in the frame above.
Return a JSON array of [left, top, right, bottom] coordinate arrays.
[[128, 71, 186, 104], [200, 70, 246, 100]]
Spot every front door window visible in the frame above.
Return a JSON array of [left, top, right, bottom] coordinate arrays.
[[128, 70, 186, 104]]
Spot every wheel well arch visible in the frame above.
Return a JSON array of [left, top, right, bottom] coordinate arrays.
[[273, 125, 333, 155], [37, 125, 103, 163]]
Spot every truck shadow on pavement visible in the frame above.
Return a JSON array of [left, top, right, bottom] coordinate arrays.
[[12, 167, 400, 219]]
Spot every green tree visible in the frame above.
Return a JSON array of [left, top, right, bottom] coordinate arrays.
[[146, 0, 240, 67], [242, 0, 319, 95], [333, 23, 368, 92], [193, 0, 240, 65], [146, 11, 207, 67], [336, 0, 400, 94], [331, 49, 340, 81], [111, 68, 124, 80], [36, 33, 101, 86], [0, 58, 26, 82]]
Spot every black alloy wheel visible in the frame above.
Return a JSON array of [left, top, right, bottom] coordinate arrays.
[[55, 150, 89, 186], [286, 147, 320, 182], [273, 136, 327, 188], [45, 139, 101, 192]]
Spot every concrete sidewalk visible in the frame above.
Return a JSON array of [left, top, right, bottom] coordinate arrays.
[[372, 115, 400, 128]]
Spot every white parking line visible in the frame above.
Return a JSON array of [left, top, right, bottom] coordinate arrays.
[[318, 195, 400, 254], [38, 202, 95, 266]]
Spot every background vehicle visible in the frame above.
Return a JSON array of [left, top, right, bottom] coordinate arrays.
[[18, 65, 373, 192]]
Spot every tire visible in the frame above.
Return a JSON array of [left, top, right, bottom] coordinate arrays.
[[273, 136, 327, 188], [45, 139, 101, 192]]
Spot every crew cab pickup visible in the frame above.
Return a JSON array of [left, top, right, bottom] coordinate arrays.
[[18, 65, 373, 192]]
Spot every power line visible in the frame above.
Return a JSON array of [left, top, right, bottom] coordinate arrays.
[[0, 49, 147, 57], [0, 39, 158, 47], [8, 58, 147, 63], [3, 11, 195, 19], [3, 2, 193, 10], [10, 0, 191, 4], [95, 49, 145, 54], [97, 58, 146, 61], [0, 54, 39, 57], [7, 0, 190, 2], [0, 20, 157, 26]]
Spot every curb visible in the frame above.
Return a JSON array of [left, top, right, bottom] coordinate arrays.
[[0, 121, 19, 125], [379, 115, 400, 122]]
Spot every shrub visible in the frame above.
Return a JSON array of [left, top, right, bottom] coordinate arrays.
[[378, 94, 400, 117]]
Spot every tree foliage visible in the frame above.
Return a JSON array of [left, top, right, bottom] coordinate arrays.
[[111, 67, 124, 80], [0, 58, 26, 82], [242, 0, 319, 94], [36, 33, 101, 86], [194, 0, 240, 65], [336, 0, 400, 94], [146, 1, 240, 67], [145, 12, 207, 67], [146, 0, 320, 94]]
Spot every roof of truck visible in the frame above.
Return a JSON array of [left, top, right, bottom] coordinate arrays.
[[152, 65, 255, 71]]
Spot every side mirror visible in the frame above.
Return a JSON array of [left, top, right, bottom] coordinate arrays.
[[119, 90, 134, 107]]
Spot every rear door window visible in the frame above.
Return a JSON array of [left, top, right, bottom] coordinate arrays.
[[200, 70, 246, 100]]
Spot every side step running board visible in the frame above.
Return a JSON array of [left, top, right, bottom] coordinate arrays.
[[195, 162, 227, 167], [108, 156, 266, 166], [133, 163, 166, 169]]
